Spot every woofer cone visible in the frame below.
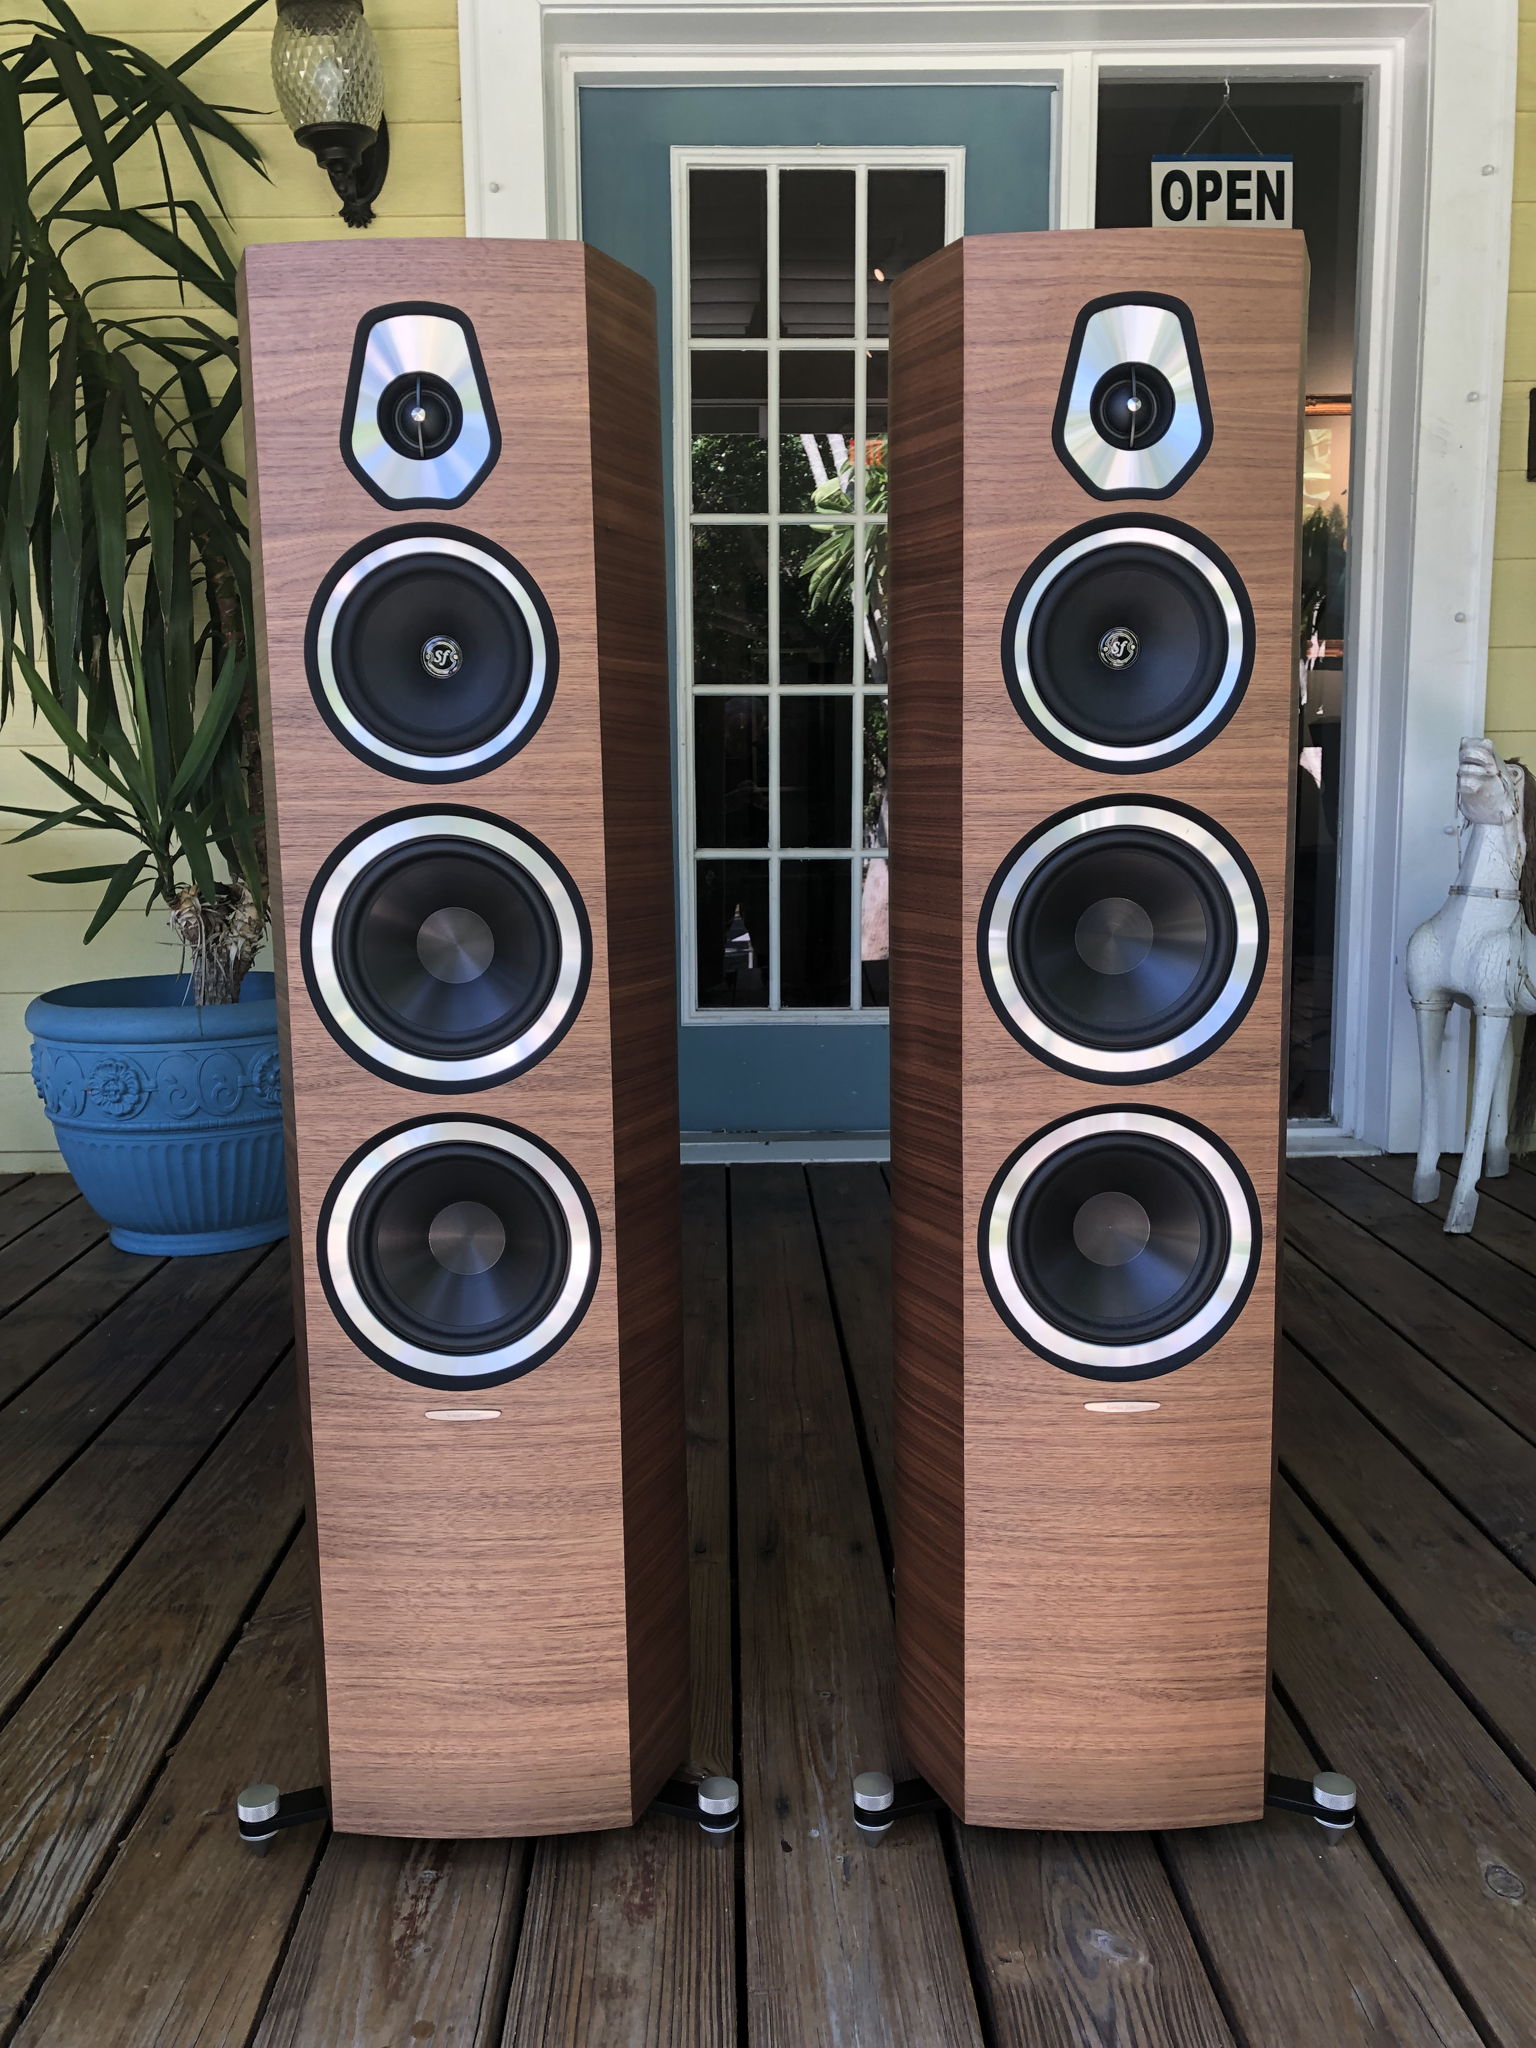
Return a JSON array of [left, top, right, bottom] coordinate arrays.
[[302, 808, 590, 1090], [307, 527, 557, 780], [319, 1117, 599, 1388], [979, 799, 1266, 1081], [979, 1109, 1260, 1379], [1002, 516, 1253, 770]]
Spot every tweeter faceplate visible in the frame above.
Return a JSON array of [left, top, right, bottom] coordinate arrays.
[[979, 798, 1266, 1081], [1053, 294, 1212, 500], [319, 1116, 600, 1388], [342, 301, 499, 509], [979, 1108, 1260, 1379], [302, 807, 591, 1090]]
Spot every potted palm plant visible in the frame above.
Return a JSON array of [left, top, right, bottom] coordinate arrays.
[[0, 2, 285, 1254]]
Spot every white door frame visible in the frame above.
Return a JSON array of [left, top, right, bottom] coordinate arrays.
[[457, 0, 1518, 1156]]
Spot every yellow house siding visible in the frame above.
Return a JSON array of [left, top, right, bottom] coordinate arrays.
[[1490, 3, 1536, 774], [0, 0, 465, 1167]]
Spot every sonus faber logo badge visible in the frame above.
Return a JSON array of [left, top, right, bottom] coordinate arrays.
[[1098, 626, 1140, 672], [421, 634, 464, 679]]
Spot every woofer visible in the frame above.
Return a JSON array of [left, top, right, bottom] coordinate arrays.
[[319, 1117, 600, 1388], [307, 527, 556, 780], [1002, 516, 1252, 770], [302, 809, 590, 1089], [979, 799, 1266, 1081], [979, 1109, 1259, 1379]]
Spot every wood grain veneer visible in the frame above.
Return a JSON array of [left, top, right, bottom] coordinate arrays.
[[889, 230, 1307, 1830], [240, 238, 687, 1838]]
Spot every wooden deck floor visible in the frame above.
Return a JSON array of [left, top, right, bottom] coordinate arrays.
[[2, 1155, 1536, 2045]]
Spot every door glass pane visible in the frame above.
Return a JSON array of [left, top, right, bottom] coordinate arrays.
[[867, 170, 947, 336], [692, 352, 768, 512], [781, 696, 853, 847], [682, 154, 946, 1017], [690, 169, 767, 337], [860, 856, 889, 1007], [782, 860, 851, 1007], [697, 859, 770, 1009], [692, 527, 769, 686], [780, 170, 855, 337], [779, 525, 854, 686], [695, 696, 770, 848], [780, 350, 856, 513], [1095, 81, 1363, 1120]]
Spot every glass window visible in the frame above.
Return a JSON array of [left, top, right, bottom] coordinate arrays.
[[1095, 81, 1364, 1119], [683, 159, 948, 1016]]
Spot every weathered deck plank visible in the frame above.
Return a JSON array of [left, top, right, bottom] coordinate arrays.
[[0, 1177, 75, 1253], [1283, 1246, 1536, 1572], [0, 1368, 303, 2034], [1269, 1480, 1536, 2048], [0, 1241, 272, 1529], [0, 1252, 293, 1717], [0, 1239, 169, 1409], [730, 1165, 982, 2048], [9, 1546, 324, 2048], [498, 1167, 736, 2048]]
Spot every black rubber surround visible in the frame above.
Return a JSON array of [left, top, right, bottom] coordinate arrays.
[[1089, 360, 1176, 450], [300, 806, 591, 1090], [975, 798, 1268, 1080], [1050, 291, 1212, 501], [317, 1116, 601, 1390], [305, 524, 558, 781], [378, 369, 463, 460], [339, 299, 501, 511], [976, 1106, 1262, 1381], [1000, 514, 1255, 773]]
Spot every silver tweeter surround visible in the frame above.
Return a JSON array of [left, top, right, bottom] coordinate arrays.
[[1057, 298, 1209, 497], [323, 1120, 597, 1382], [346, 308, 497, 506]]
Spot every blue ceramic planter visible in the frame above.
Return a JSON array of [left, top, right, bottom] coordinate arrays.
[[26, 973, 289, 1256]]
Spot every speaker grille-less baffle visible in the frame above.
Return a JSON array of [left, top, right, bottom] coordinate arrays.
[[1002, 514, 1253, 772], [1053, 293, 1211, 499], [979, 798, 1266, 1081], [320, 1117, 600, 1388], [979, 1108, 1259, 1379], [307, 526, 557, 780], [303, 808, 591, 1089], [342, 301, 499, 508]]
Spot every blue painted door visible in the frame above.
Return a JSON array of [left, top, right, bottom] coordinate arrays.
[[580, 87, 1053, 1135]]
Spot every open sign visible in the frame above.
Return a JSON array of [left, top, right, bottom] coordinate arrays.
[[1151, 157, 1293, 228]]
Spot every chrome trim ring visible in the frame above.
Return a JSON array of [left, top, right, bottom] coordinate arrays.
[[1004, 520, 1251, 769], [346, 309, 497, 507], [311, 534, 552, 778], [320, 1118, 599, 1386], [1056, 298, 1210, 498], [980, 1109, 1259, 1379], [980, 800, 1265, 1080], [304, 810, 589, 1089]]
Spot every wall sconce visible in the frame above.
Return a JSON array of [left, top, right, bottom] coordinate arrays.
[[271, 0, 389, 229]]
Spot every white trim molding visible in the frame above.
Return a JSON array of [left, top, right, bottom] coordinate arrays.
[[458, 0, 1519, 1156]]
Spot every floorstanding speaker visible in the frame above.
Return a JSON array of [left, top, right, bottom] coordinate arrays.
[[888, 229, 1307, 1830], [240, 239, 688, 1838]]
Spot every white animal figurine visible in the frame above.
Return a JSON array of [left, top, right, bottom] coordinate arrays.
[[1406, 736, 1536, 1233]]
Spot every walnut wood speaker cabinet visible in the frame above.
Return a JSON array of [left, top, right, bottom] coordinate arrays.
[[888, 229, 1307, 1830], [241, 238, 687, 1838]]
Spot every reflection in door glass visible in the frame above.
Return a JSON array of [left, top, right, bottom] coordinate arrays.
[[1095, 82, 1363, 1120], [685, 161, 946, 1014]]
